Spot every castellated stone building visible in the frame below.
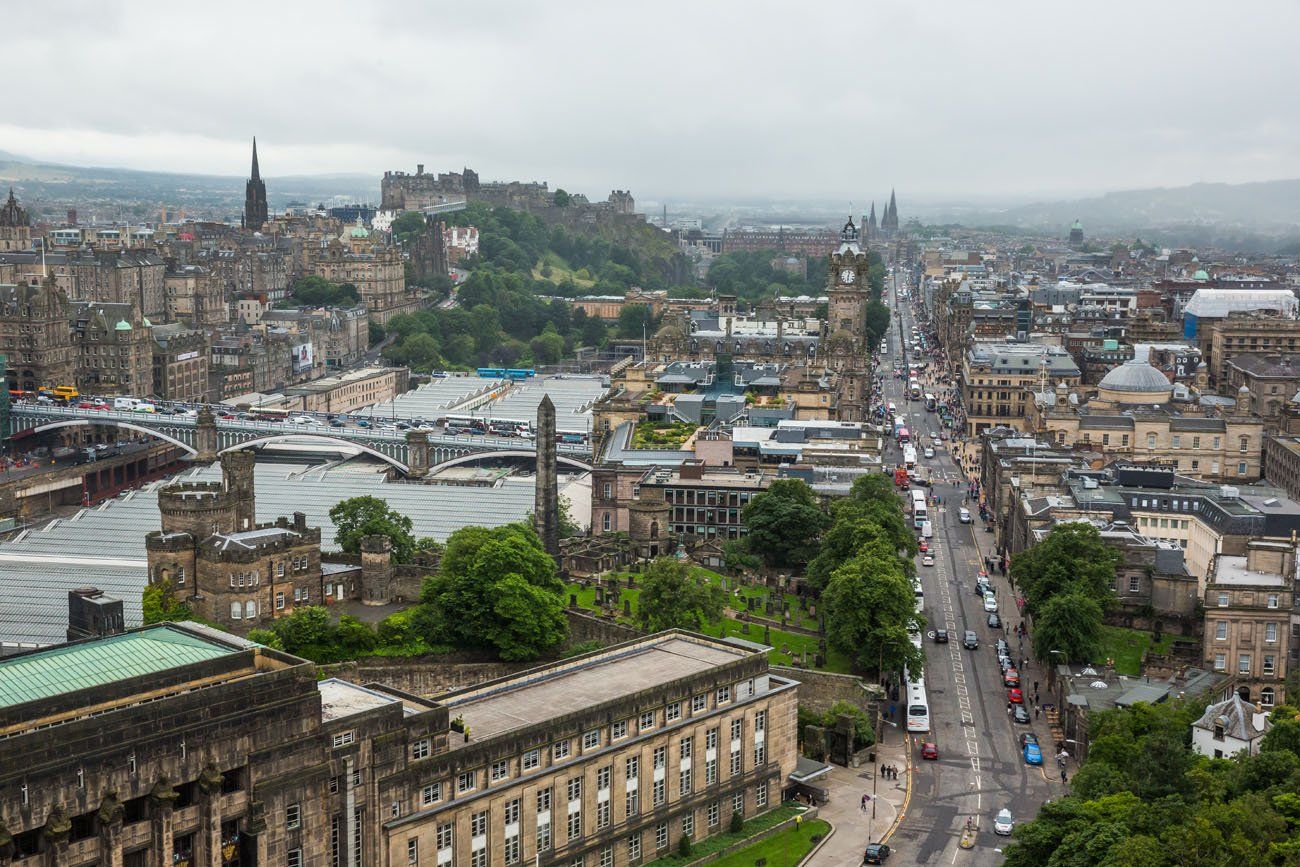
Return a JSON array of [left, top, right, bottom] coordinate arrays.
[[145, 452, 396, 631], [0, 627, 798, 867]]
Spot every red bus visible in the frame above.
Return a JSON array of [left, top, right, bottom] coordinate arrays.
[[898, 427, 911, 444]]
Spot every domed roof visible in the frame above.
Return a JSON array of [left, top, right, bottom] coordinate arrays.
[[142, 317, 153, 327], [1193, 268, 1209, 281], [1098, 359, 1171, 393], [655, 324, 684, 342], [114, 319, 133, 331]]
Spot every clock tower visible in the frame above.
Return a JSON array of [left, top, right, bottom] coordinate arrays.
[[826, 217, 871, 346]]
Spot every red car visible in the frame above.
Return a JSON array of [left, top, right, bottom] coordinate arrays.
[[1007, 688, 1024, 704], [920, 742, 938, 760], [918, 541, 929, 553], [1004, 668, 1020, 688]]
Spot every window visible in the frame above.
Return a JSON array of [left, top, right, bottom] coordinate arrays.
[[732, 791, 744, 815], [503, 798, 521, 826], [287, 851, 302, 867], [1267, 623, 1279, 643], [287, 803, 301, 830], [567, 809, 582, 841], [682, 813, 694, 837], [755, 711, 766, 732], [1218, 593, 1230, 607], [471, 848, 488, 867], [731, 719, 743, 740], [626, 786, 640, 818], [492, 760, 509, 782], [653, 774, 666, 807], [1216, 621, 1227, 641], [717, 686, 731, 704], [640, 711, 655, 731], [708, 802, 720, 827], [458, 770, 476, 793], [1262, 687, 1276, 707], [705, 757, 717, 785], [523, 749, 540, 771], [554, 740, 571, 761], [1268, 594, 1280, 609], [1240, 436, 1250, 453], [679, 767, 692, 796], [603, 482, 612, 499], [1264, 655, 1276, 675], [730, 746, 742, 776], [602, 513, 611, 532], [230, 601, 243, 620], [655, 823, 668, 849], [612, 720, 628, 740], [421, 783, 441, 806], [538, 788, 552, 813], [407, 838, 418, 865], [1128, 576, 1140, 593], [627, 832, 642, 861], [754, 743, 766, 766], [275, 592, 285, 610], [756, 782, 769, 808], [599, 847, 613, 867], [583, 729, 601, 750], [1147, 433, 1156, 449], [536, 791, 552, 852], [667, 702, 682, 722], [1193, 436, 1201, 449], [567, 776, 583, 803], [1239, 654, 1252, 675], [471, 811, 488, 837], [1214, 653, 1226, 671], [504, 833, 521, 865], [680, 736, 693, 760], [1238, 462, 1248, 475], [597, 799, 611, 830], [411, 738, 430, 761], [1172, 435, 1181, 448]]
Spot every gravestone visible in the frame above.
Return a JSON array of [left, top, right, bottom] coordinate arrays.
[[569, 593, 578, 608], [623, 599, 632, 617]]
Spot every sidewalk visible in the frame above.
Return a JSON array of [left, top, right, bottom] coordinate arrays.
[[806, 727, 911, 866]]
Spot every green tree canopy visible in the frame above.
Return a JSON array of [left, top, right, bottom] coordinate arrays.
[[329, 496, 418, 563], [142, 582, 193, 625], [1031, 590, 1104, 666], [420, 524, 567, 660], [634, 558, 726, 633], [391, 210, 426, 241], [286, 274, 361, 307], [1011, 522, 1121, 615], [822, 550, 924, 676], [740, 478, 831, 569]]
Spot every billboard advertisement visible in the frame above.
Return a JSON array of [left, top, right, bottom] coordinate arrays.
[[292, 343, 314, 373]]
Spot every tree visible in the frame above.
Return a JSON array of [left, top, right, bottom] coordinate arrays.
[[634, 558, 726, 633], [822, 551, 924, 676], [329, 496, 418, 564], [391, 211, 426, 240], [286, 275, 360, 307], [142, 582, 193, 624], [740, 478, 830, 569], [1031, 591, 1104, 665], [553, 189, 572, 207], [1011, 522, 1120, 614], [420, 524, 567, 660], [529, 326, 565, 365], [617, 303, 654, 338]]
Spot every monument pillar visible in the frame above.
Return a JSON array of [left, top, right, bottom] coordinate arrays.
[[534, 395, 559, 557]]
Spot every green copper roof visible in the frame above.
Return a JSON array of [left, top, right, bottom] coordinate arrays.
[[115, 319, 132, 331], [1193, 269, 1209, 281], [0, 625, 238, 708]]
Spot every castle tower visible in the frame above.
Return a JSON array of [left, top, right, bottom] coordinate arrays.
[[534, 395, 559, 557], [360, 535, 394, 605], [0, 188, 31, 252], [243, 138, 268, 232], [220, 450, 256, 531]]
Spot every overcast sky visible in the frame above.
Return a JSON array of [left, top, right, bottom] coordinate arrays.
[[5, 1, 1299, 204]]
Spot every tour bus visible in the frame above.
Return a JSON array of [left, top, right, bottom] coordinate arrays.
[[925, 393, 936, 411], [911, 489, 928, 529], [908, 379, 923, 401], [902, 444, 917, 469], [893, 416, 906, 437], [443, 414, 489, 434], [905, 679, 931, 733]]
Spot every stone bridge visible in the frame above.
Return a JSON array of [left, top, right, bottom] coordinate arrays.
[[9, 404, 593, 477]]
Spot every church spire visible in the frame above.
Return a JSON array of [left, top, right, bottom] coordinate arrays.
[[250, 137, 260, 181], [243, 137, 268, 232]]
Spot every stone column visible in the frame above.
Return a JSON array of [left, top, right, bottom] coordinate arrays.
[[148, 778, 178, 867], [195, 765, 223, 867], [42, 806, 71, 867], [534, 394, 559, 557], [193, 407, 218, 463], [405, 430, 430, 479], [97, 792, 126, 867]]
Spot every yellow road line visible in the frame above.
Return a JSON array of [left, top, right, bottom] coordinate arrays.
[[881, 733, 914, 845]]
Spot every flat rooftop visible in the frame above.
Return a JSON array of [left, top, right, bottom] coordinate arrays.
[[442, 635, 753, 748], [317, 677, 433, 722], [0, 624, 240, 709], [1212, 555, 1288, 586]]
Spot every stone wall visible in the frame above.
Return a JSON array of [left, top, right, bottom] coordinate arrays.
[[564, 608, 642, 648], [319, 655, 528, 698], [773, 666, 881, 716]]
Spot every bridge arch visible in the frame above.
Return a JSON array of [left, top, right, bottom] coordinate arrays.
[[13, 419, 198, 455], [427, 449, 593, 474], [217, 434, 410, 473]]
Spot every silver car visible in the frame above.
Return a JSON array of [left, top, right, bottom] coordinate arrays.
[[994, 808, 1014, 835], [983, 593, 999, 613]]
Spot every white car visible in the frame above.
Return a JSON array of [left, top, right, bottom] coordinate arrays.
[[923, 447, 935, 459], [994, 808, 1014, 836], [983, 593, 999, 613], [291, 415, 316, 425], [959, 507, 972, 524], [922, 554, 935, 567]]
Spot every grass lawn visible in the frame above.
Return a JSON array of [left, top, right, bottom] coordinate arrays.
[[532, 253, 596, 287], [632, 420, 698, 449], [709, 819, 831, 867], [644, 804, 811, 867], [1095, 625, 1176, 676], [567, 567, 853, 673]]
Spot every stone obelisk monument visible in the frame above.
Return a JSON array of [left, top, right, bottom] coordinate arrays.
[[534, 394, 559, 557]]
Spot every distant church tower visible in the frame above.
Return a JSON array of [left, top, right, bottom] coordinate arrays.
[[866, 201, 878, 240], [1068, 218, 1084, 249], [880, 189, 899, 236], [243, 137, 268, 231], [0, 188, 31, 252]]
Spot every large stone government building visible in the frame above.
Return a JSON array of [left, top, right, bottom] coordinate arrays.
[[0, 626, 797, 866]]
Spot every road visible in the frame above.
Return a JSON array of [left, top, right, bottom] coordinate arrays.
[[878, 269, 1058, 864]]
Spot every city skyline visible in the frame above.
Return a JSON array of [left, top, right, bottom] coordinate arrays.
[[4, 0, 1299, 201]]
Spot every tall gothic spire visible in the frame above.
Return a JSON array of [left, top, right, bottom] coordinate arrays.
[[244, 137, 268, 231], [250, 137, 260, 181]]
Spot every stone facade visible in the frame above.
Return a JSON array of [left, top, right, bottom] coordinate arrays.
[[152, 323, 211, 403], [0, 188, 31, 252], [164, 265, 229, 327], [0, 278, 77, 393], [1203, 539, 1293, 707], [310, 240, 420, 327], [71, 301, 153, 397]]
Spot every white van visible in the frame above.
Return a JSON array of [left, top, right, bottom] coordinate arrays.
[[921, 520, 933, 539], [959, 507, 972, 524], [113, 397, 139, 411]]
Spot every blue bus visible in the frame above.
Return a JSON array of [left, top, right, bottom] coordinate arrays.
[[476, 367, 506, 379], [505, 368, 535, 380]]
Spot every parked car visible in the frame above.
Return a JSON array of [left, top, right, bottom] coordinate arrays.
[[987, 613, 1001, 629], [995, 639, 1010, 656], [959, 507, 972, 523], [1004, 668, 1020, 688], [1020, 733, 1043, 765], [934, 629, 949, 644], [983, 594, 999, 613], [994, 808, 1015, 836], [918, 540, 929, 554], [962, 630, 979, 650], [920, 742, 938, 760], [922, 554, 935, 567], [1007, 688, 1024, 705], [1013, 705, 1031, 724], [863, 843, 892, 864]]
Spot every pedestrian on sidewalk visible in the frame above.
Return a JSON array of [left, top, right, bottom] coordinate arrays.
[[1035, 706, 1041, 719], [1033, 681, 1039, 693]]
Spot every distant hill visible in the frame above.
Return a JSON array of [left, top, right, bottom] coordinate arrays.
[[0, 155, 376, 219], [982, 179, 1300, 235]]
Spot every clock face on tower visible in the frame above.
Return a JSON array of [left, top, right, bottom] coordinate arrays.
[[839, 267, 856, 284]]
